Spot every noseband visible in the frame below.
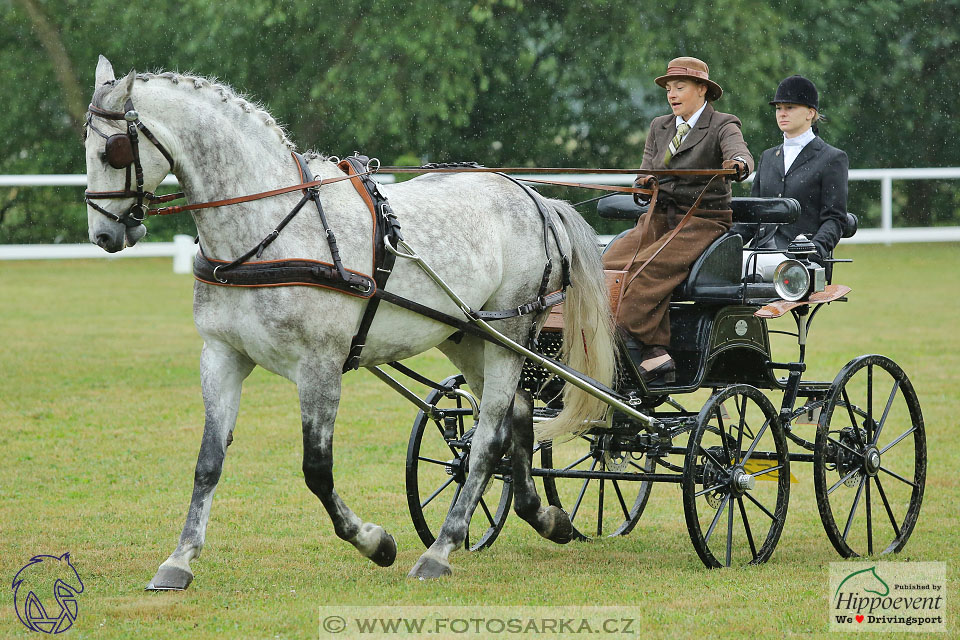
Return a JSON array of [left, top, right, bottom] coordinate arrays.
[[84, 98, 175, 228]]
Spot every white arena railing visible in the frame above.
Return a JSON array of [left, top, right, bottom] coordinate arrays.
[[1, 168, 959, 272]]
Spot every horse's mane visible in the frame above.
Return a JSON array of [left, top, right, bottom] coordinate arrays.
[[91, 70, 298, 152]]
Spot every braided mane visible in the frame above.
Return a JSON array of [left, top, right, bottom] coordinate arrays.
[[100, 70, 299, 151]]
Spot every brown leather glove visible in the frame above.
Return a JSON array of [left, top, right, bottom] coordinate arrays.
[[633, 174, 656, 206], [722, 158, 749, 182]]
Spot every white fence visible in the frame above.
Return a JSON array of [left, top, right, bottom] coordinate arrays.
[[2, 169, 959, 272]]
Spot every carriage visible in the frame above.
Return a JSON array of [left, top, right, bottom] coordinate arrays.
[[399, 194, 927, 568], [83, 57, 926, 584]]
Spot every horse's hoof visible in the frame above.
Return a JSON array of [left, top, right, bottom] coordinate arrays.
[[145, 565, 193, 591], [408, 554, 452, 580], [369, 530, 397, 568], [541, 505, 575, 544]]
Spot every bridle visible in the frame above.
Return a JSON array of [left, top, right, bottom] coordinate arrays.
[[84, 98, 175, 228]]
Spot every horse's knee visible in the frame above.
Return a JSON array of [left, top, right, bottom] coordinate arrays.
[[193, 451, 225, 488]]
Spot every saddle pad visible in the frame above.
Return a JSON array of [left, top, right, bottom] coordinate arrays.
[[542, 270, 627, 332]]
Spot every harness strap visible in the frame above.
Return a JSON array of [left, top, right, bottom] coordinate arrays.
[[495, 173, 571, 288], [384, 361, 457, 392], [339, 154, 404, 372], [471, 290, 566, 320], [193, 250, 376, 296]]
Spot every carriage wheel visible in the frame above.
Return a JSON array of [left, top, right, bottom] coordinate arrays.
[[538, 432, 656, 540], [682, 384, 790, 567], [813, 355, 926, 557], [405, 375, 513, 552]]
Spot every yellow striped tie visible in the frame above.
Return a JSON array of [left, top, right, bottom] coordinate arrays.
[[663, 122, 691, 166]]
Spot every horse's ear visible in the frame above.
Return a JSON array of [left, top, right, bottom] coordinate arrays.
[[110, 70, 136, 106], [95, 55, 115, 87]]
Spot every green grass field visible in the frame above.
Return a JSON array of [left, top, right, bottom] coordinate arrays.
[[1, 243, 958, 639]]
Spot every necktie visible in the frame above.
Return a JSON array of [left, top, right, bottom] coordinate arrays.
[[663, 122, 691, 166]]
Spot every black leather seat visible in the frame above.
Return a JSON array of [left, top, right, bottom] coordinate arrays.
[[597, 194, 801, 225]]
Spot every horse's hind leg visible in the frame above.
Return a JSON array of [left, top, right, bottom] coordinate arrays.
[[439, 338, 573, 546], [298, 358, 397, 567], [409, 345, 520, 578], [147, 344, 254, 590], [509, 390, 574, 544]]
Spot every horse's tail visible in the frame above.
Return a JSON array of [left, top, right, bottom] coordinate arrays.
[[534, 199, 617, 443]]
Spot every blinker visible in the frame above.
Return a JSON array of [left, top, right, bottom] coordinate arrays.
[[104, 134, 135, 169]]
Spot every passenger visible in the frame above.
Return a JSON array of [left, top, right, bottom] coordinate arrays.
[[603, 56, 753, 383], [750, 75, 849, 262]]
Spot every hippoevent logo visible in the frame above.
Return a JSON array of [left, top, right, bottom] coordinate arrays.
[[11, 553, 84, 634], [830, 562, 946, 632]]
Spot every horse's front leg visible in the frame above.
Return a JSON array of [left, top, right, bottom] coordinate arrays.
[[147, 343, 254, 590], [298, 359, 397, 567]]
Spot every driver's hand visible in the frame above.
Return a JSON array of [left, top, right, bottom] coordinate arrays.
[[633, 174, 655, 206], [633, 174, 656, 189], [722, 158, 749, 181]]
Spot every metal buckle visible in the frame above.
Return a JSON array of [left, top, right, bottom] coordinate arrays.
[[212, 265, 228, 284], [352, 281, 374, 295]]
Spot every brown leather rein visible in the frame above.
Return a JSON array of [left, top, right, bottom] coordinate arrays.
[[144, 164, 735, 219]]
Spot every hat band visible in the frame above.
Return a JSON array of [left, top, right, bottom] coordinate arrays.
[[665, 66, 710, 81]]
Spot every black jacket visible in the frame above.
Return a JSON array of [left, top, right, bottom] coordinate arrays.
[[750, 136, 848, 258]]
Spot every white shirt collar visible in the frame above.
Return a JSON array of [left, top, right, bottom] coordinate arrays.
[[676, 100, 708, 130], [783, 127, 816, 148]]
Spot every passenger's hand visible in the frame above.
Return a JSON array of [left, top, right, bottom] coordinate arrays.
[[722, 158, 749, 181]]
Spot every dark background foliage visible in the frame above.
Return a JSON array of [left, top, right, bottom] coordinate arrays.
[[2, 0, 958, 242]]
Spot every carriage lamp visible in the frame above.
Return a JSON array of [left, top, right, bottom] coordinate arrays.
[[780, 235, 826, 300], [743, 234, 827, 302], [772, 259, 811, 301]]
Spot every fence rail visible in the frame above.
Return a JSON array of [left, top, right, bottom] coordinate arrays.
[[2, 169, 958, 271]]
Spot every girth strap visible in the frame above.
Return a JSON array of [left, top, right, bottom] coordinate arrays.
[[339, 154, 404, 372]]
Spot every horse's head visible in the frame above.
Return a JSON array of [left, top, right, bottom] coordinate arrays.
[[84, 56, 174, 252]]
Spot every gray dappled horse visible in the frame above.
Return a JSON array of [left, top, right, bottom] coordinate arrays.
[[84, 56, 616, 585]]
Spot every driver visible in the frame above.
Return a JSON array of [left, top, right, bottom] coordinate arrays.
[[602, 57, 753, 383]]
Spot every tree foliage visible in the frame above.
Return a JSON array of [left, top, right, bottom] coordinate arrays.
[[1, 0, 957, 242]]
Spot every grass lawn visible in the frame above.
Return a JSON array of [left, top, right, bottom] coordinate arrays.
[[1, 242, 957, 638]]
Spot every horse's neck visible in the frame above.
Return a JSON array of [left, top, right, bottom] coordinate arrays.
[[136, 82, 331, 259]]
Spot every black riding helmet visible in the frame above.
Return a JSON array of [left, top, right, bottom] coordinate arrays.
[[769, 75, 818, 110]]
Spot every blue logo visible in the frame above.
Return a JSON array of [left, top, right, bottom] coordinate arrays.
[[12, 553, 84, 634]]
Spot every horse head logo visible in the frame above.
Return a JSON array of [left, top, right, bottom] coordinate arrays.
[[835, 565, 890, 599], [12, 553, 84, 634]]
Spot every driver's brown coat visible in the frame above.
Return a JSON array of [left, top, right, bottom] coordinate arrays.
[[602, 102, 753, 347]]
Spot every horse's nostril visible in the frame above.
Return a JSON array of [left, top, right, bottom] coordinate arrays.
[[96, 233, 112, 249]]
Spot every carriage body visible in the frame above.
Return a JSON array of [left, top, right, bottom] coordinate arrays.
[[407, 194, 926, 568]]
